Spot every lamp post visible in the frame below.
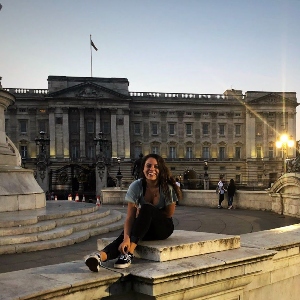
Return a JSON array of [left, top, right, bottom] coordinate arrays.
[[276, 133, 294, 174], [35, 131, 50, 182], [203, 160, 209, 190], [94, 132, 111, 181], [116, 157, 123, 188]]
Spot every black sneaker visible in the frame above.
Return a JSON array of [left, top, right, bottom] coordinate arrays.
[[85, 253, 101, 272], [114, 252, 134, 269]]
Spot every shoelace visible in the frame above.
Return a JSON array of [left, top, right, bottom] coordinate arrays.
[[119, 253, 131, 261]]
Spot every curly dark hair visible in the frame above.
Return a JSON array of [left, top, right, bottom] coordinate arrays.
[[140, 154, 182, 202]]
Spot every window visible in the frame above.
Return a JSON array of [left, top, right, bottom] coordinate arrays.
[[169, 147, 176, 159], [235, 124, 241, 135], [19, 120, 27, 134], [257, 146, 262, 158], [219, 147, 225, 160], [168, 123, 175, 135], [186, 124, 192, 135], [70, 120, 79, 134], [134, 123, 141, 135], [38, 120, 46, 133], [186, 146, 193, 159], [269, 147, 274, 159], [235, 147, 241, 159], [268, 123, 275, 136], [71, 145, 80, 160], [87, 145, 95, 159], [202, 146, 210, 159], [219, 124, 225, 135], [103, 121, 110, 134], [87, 120, 94, 134], [56, 117, 62, 125], [134, 146, 142, 158], [151, 123, 158, 135], [20, 145, 27, 158], [202, 123, 209, 135], [257, 174, 263, 182], [235, 174, 241, 183], [151, 146, 159, 154]]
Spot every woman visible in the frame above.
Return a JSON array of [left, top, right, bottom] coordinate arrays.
[[85, 154, 182, 271], [227, 178, 236, 209]]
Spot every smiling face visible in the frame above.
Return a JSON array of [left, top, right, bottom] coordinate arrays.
[[143, 157, 159, 182]]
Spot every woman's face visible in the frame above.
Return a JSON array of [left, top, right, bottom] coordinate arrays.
[[143, 157, 159, 181]]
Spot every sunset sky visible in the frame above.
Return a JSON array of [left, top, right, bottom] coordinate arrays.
[[1, 0, 299, 139]]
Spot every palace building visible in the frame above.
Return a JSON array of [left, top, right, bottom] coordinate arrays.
[[3, 76, 298, 199]]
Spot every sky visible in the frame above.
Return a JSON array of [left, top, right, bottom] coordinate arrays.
[[1, 0, 300, 139]]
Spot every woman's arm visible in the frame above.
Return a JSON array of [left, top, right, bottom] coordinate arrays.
[[163, 202, 176, 218], [118, 202, 137, 254]]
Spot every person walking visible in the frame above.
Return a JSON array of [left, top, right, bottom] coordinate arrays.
[[227, 179, 236, 209], [175, 178, 181, 205], [217, 176, 226, 209], [85, 153, 182, 271]]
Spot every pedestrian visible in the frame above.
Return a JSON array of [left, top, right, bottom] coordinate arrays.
[[85, 153, 182, 272], [175, 178, 181, 205], [227, 179, 236, 209], [217, 176, 226, 208]]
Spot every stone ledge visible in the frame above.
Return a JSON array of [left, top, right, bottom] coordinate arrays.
[[98, 230, 241, 262], [241, 223, 300, 251]]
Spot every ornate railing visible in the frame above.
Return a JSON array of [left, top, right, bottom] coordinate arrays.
[[129, 92, 244, 100], [3, 88, 48, 94], [4, 88, 244, 100]]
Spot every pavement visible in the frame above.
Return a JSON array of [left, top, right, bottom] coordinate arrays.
[[0, 204, 299, 274]]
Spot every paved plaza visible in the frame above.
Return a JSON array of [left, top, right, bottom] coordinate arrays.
[[0, 204, 299, 274]]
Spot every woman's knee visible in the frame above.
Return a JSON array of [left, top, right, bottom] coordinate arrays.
[[139, 203, 157, 216]]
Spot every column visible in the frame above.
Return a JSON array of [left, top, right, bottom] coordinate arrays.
[[96, 109, 101, 134], [62, 107, 69, 158], [79, 108, 85, 158], [111, 109, 117, 157], [245, 110, 255, 158], [49, 107, 56, 158], [123, 109, 130, 159]]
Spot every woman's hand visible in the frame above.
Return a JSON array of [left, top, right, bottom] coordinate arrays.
[[118, 235, 130, 254]]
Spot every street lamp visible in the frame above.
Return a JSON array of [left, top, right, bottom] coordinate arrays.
[[276, 133, 294, 174], [35, 131, 50, 181], [94, 132, 111, 181], [116, 157, 123, 188]]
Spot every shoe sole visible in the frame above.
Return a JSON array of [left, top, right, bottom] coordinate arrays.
[[114, 262, 131, 269], [85, 257, 100, 272]]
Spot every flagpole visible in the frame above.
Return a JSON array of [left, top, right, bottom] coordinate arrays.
[[90, 34, 93, 77]]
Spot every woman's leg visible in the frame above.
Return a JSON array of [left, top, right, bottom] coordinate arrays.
[[101, 232, 124, 261], [130, 203, 174, 245]]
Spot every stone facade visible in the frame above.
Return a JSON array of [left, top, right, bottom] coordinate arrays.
[[3, 76, 298, 197]]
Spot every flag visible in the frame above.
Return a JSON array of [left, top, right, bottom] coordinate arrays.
[[91, 40, 98, 51]]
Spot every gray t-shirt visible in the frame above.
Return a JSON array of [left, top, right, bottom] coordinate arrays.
[[125, 179, 178, 209]]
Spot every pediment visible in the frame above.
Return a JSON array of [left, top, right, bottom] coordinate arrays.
[[47, 82, 130, 100], [248, 93, 295, 105]]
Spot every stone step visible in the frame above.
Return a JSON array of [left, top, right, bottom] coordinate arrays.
[[98, 230, 240, 262], [0, 209, 111, 237], [0, 212, 126, 254], [0, 210, 123, 246], [0, 201, 99, 228]]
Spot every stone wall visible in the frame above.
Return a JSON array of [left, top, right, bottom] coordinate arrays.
[[101, 187, 296, 217]]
